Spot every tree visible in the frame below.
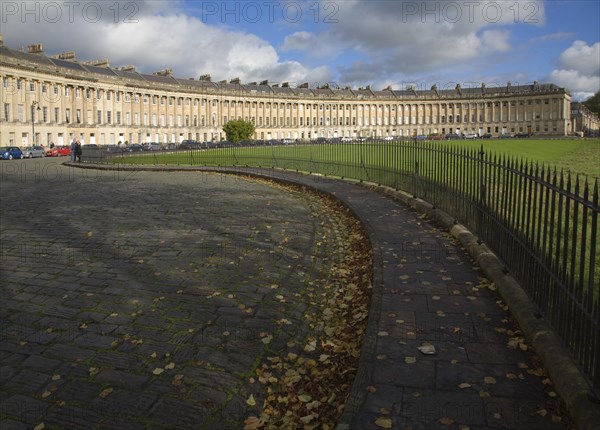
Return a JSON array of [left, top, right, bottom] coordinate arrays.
[[583, 91, 600, 116], [223, 119, 255, 143]]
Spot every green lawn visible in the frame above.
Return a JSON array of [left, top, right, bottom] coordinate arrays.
[[111, 138, 599, 179], [448, 138, 600, 177]]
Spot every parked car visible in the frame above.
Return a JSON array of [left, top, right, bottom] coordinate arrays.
[[463, 133, 478, 139], [179, 140, 202, 150], [46, 146, 70, 157], [22, 146, 45, 158], [414, 134, 428, 141], [446, 133, 461, 140], [514, 132, 530, 138], [106, 145, 125, 153], [0, 147, 23, 159], [129, 144, 144, 152], [145, 142, 161, 151], [481, 133, 492, 139]]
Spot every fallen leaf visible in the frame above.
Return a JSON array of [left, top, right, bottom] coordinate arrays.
[[404, 356, 417, 364], [33, 423, 45, 430], [298, 394, 312, 403], [247, 394, 257, 406], [459, 383, 472, 389], [172, 374, 184, 386], [374, 416, 392, 428], [165, 362, 175, 370], [417, 343, 436, 355], [99, 387, 113, 398], [439, 417, 455, 425], [152, 368, 164, 375], [304, 340, 316, 352], [51, 374, 61, 381], [299, 414, 315, 424], [243, 416, 264, 430], [41, 390, 52, 398], [484, 376, 497, 384]]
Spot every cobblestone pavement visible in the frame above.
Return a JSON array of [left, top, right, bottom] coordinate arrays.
[[1, 159, 573, 429], [206, 167, 574, 430], [0, 158, 354, 429]]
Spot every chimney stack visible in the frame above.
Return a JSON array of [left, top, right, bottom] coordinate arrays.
[[28, 43, 43, 54]]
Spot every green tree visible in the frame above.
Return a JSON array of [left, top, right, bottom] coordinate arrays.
[[583, 91, 600, 115], [223, 119, 255, 143]]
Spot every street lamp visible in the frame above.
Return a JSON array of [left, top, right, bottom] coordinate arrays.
[[31, 101, 41, 146]]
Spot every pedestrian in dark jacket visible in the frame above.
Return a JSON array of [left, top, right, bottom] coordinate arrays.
[[75, 140, 82, 162]]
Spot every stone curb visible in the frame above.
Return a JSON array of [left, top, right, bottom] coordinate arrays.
[[65, 162, 600, 430]]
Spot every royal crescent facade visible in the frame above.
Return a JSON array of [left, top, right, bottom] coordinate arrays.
[[1, 38, 576, 148]]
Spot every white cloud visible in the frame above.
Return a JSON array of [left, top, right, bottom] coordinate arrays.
[[291, 0, 544, 85], [558, 40, 600, 76], [481, 30, 511, 53], [0, 1, 332, 84], [282, 31, 315, 52], [546, 41, 600, 100]]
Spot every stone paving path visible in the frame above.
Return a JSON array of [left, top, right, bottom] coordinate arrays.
[[0, 159, 573, 429], [208, 167, 573, 430], [0, 159, 355, 429]]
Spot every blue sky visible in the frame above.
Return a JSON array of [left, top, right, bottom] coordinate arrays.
[[1, 0, 598, 100]]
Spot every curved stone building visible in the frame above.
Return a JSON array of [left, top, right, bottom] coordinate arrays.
[[0, 37, 573, 147]]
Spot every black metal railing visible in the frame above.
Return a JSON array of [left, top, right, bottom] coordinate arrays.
[[84, 140, 599, 389]]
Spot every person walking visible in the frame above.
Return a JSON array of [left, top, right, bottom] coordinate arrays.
[[75, 140, 82, 162], [70, 139, 76, 162]]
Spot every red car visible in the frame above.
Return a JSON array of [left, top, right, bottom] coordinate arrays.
[[45, 146, 71, 157]]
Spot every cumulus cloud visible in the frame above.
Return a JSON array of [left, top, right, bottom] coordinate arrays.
[[0, 0, 332, 84], [293, 0, 544, 85], [557, 40, 600, 76], [546, 41, 600, 100], [283, 31, 316, 52]]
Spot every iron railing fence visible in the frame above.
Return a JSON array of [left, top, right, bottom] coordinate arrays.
[[83, 140, 599, 389]]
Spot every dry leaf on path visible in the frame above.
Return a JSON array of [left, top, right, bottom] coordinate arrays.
[[374, 416, 392, 428], [417, 343, 436, 355]]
